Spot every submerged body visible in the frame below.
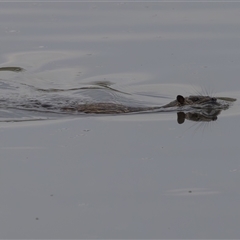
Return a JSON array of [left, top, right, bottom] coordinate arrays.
[[62, 95, 235, 114]]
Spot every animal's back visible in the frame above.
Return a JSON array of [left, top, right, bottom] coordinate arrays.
[[61, 95, 236, 114]]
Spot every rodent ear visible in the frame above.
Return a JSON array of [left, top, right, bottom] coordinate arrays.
[[177, 95, 185, 105]]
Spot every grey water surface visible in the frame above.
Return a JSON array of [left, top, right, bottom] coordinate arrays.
[[0, 2, 240, 239]]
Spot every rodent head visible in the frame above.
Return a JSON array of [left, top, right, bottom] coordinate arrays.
[[177, 95, 217, 106]]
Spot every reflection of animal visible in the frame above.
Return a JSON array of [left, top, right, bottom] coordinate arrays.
[[177, 110, 221, 124], [62, 95, 235, 114]]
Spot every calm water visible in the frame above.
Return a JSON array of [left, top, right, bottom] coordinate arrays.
[[0, 2, 240, 238]]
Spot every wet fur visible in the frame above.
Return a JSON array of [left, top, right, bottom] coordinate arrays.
[[61, 95, 234, 114]]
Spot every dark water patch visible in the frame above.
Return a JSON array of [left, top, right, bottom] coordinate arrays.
[[0, 67, 25, 72]]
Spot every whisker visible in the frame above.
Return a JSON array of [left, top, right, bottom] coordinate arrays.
[[190, 85, 202, 96]]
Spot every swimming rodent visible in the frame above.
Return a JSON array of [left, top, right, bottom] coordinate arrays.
[[61, 95, 235, 114]]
